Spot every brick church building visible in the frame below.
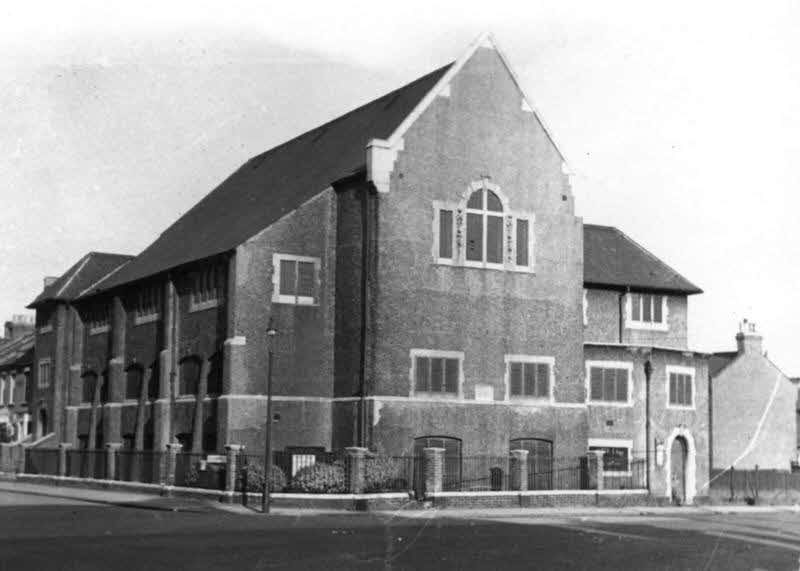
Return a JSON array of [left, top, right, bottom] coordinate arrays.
[[28, 35, 709, 503]]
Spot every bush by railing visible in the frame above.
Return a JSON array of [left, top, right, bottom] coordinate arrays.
[[237, 454, 286, 493]]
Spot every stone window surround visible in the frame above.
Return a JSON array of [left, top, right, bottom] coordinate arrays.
[[271, 253, 321, 306], [503, 354, 556, 404], [585, 360, 634, 407], [588, 437, 634, 477], [432, 179, 536, 273], [37, 358, 52, 389], [409, 348, 465, 400], [665, 364, 696, 411], [625, 293, 669, 332]]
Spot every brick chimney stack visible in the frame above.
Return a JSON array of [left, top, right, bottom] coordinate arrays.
[[736, 319, 763, 356]]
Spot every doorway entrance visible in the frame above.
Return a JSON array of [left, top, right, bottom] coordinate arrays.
[[670, 436, 688, 505]]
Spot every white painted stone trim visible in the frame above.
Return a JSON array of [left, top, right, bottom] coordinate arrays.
[[625, 294, 669, 332], [188, 299, 221, 313], [214, 394, 586, 408], [585, 360, 634, 407], [582, 289, 588, 326], [271, 253, 321, 306], [665, 365, 696, 410], [367, 32, 572, 191], [223, 336, 247, 346], [588, 437, 634, 476], [409, 349, 465, 399], [664, 426, 697, 505], [503, 354, 555, 404]]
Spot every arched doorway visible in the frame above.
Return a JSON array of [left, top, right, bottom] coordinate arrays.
[[670, 437, 688, 505], [37, 408, 48, 439], [665, 427, 697, 505]]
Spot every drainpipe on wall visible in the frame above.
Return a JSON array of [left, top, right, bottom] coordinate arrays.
[[618, 290, 627, 344], [358, 186, 374, 449], [644, 359, 653, 493]]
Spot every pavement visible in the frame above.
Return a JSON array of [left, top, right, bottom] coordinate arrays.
[[3, 481, 800, 569]]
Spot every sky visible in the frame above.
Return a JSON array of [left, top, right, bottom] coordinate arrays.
[[1, 1, 798, 375]]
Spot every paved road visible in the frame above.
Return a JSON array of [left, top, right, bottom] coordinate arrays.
[[1, 483, 799, 570]]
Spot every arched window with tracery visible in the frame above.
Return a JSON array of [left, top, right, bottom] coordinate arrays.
[[434, 180, 533, 271]]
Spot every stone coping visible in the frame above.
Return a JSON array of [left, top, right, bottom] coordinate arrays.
[[430, 489, 648, 497]]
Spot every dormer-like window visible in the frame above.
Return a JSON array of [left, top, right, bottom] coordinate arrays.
[[134, 285, 162, 324], [434, 180, 534, 272], [190, 265, 224, 312], [86, 303, 110, 335]]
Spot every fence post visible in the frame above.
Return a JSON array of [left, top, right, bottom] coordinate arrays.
[[586, 450, 605, 491], [224, 444, 244, 494], [729, 465, 735, 502], [510, 449, 529, 491], [58, 443, 72, 477], [345, 447, 368, 494], [164, 442, 182, 486], [754, 464, 759, 504], [105, 443, 122, 480], [423, 447, 444, 497]]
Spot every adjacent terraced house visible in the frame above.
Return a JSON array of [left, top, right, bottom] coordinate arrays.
[[27, 35, 709, 503]]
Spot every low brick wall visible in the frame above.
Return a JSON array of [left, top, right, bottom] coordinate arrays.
[[428, 490, 657, 509]]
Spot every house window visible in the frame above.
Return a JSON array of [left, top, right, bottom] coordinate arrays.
[[272, 254, 320, 305], [37, 359, 52, 389], [505, 356, 554, 401], [410, 349, 463, 397], [86, 303, 110, 335], [190, 265, 224, 311], [667, 366, 695, 409], [134, 285, 161, 324], [588, 438, 633, 475], [434, 181, 534, 272], [81, 373, 97, 404], [179, 357, 201, 396], [627, 293, 668, 330], [413, 436, 462, 491], [586, 361, 632, 405], [15, 374, 26, 405], [125, 367, 143, 400]]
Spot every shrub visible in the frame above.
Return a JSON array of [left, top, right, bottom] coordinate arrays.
[[184, 464, 200, 486], [289, 461, 346, 493], [242, 463, 286, 492], [363, 456, 407, 492]]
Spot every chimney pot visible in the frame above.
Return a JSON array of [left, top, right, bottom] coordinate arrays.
[[736, 319, 763, 356]]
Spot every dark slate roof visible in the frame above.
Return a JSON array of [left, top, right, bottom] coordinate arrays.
[[27, 252, 134, 308], [583, 224, 702, 294], [0, 332, 34, 370], [90, 64, 453, 295], [709, 351, 738, 378]]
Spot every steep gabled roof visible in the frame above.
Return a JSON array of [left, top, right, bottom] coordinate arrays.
[[583, 224, 702, 295], [27, 252, 134, 308], [90, 63, 453, 295]]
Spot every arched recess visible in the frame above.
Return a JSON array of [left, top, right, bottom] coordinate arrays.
[[124, 365, 144, 400], [664, 426, 697, 505], [179, 356, 202, 396], [80, 371, 98, 404]]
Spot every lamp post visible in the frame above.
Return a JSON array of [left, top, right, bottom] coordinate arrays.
[[262, 318, 278, 514]]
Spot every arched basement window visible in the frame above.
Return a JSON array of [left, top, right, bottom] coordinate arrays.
[[179, 357, 201, 396], [125, 366, 143, 400], [510, 438, 553, 490]]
